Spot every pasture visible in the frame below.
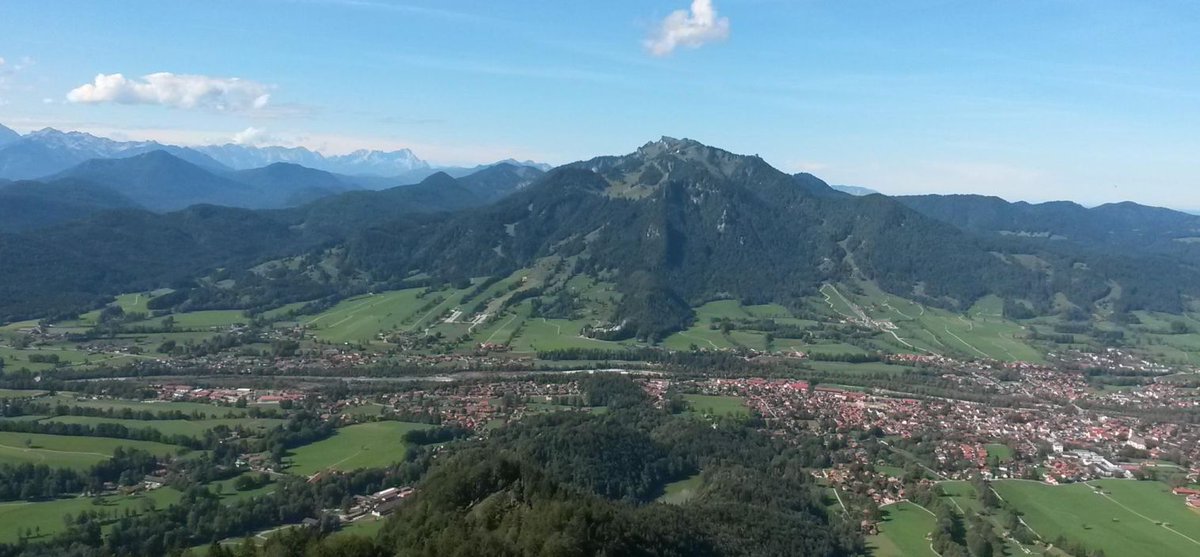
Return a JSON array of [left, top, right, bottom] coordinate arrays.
[[994, 479, 1200, 557], [867, 501, 938, 557], [302, 288, 440, 344], [0, 488, 182, 544], [827, 281, 1045, 362], [683, 394, 749, 418], [0, 431, 179, 470], [286, 421, 432, 476]]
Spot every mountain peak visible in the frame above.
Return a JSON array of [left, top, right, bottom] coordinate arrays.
[[636, 136, 710, 158], [0, 123, 19, 147]]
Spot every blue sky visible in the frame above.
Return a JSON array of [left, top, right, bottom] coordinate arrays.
[[1, 0, 1197, 207]]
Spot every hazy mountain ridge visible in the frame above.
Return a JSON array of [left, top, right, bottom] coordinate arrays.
[[0, 128, 226, 179], [0, 163, 545, 321], [895, 194, 1200, 264], [0, 124, 552, 183], [0, 178, 142, 232]]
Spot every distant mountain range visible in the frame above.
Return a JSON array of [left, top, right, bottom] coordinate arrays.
[[0, 124, 548, 181], [0, 124, 553, 219], [0, 128, 226, 179]]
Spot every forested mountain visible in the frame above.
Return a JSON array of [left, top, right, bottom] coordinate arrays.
[[339, 138, 1100, 338], [49, 151, 273, 212], [0, 178, 141, 232], [2, 137, 1198, 331], [0, 164, 543, 322]]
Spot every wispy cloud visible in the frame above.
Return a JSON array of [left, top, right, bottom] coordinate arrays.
[[66, 72, 272, 112], [645, 0, 730, 57]]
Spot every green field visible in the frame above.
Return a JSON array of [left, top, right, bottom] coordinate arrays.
[[335, 517, 387, 539], [286, 421, 432, 476], [994, 479, 1200, 557], [868, 501, 938, 557], [0, 488, 182, 543], [0, 389, 46, 399], [42, 416, 286, 439], [136, 310, 247, 330], [657, 473, 703, 505], [303, 288, 444, 344], [0, 431, 180, 469], [683, 394, 748, 418], [824, 281, 1045, 362], [985, 443, 1014, 461]]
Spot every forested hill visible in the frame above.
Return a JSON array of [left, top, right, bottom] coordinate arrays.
[[370, 376, 863, 556], [0, 178, 141, 232]]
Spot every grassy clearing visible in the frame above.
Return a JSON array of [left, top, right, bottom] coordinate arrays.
[[867, 501, 937, 557], [210, 473, 277, 504], [994, 479, 1200, 557], [334, 517, 387, 539], [683, 394, 748, 418], [135, 310, 247, 330], [0, 488, 182, 543], [0, 431, 180, 469], [657, 473, 703, 505], [286, 421, 432, 476], [985, 443, 1014, 461]]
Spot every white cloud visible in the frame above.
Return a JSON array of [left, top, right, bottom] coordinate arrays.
[[66, 72, 272, 112], [645, 0, 730, 57], [231, 126, 280, 146]]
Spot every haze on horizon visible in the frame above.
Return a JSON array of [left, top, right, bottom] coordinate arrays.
[[0, 0, 1197, 208]]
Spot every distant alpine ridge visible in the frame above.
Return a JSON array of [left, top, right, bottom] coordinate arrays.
[[193, 143, 429, 176], [0, 124, 548, 181]]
